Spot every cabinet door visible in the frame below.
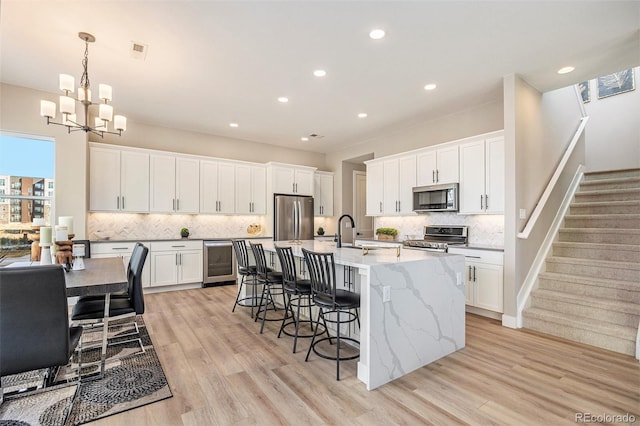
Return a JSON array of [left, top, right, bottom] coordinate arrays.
[[294, 168, 315, 196], [436, 145, 459, 184], [472, 262, 504, 313], [89, 147, 120, 211], [272, 166, 295, 194], [200, 160, 220, 213], [178, 250, 203, 284], [149, 154, 176, 212], [314, 173, 334, 216], [313, 174, 323, 216], [235, 164, 252, 214], [120, 151, 149, 212], [465, 265, 474, 305], [251, 166, 266, 214], [217, 162, 236, 214], [459, 140, 485, 214], [398, 156, 416, 214], [416, 151, 437, 186], [383, 159, 399, 214], [150, 251, 178, 286], [485, 136, 505, 214], [366, 162, 384, 216], [175, 157, 200, 213]]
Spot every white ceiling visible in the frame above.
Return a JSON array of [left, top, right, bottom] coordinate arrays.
[[1, 1, 639, 153]]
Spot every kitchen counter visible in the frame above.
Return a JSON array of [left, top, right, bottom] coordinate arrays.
[[90, 236, 272, 243], [257, 239, 465, 391]]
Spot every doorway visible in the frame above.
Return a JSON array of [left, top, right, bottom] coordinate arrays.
[[353, 170, 373, 239]]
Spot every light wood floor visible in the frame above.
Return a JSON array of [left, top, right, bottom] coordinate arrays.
[[92, 285, 640, 426]]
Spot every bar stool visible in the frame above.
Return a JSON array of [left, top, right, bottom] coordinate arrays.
[[231, 240, 260, 318], [275, 246, 318, 353], [302, 248, 360, 381], [250, 242, 290, 334]]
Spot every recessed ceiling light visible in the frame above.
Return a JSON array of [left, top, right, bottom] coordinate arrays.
[[277, 97, 289, 103], [369, 29, 386, 40], [358, 113, 368, 118], [557, 66, 575, 74], [229, 122, 239, 128], [313, 69, 327, 77], [301, 137, 309, 142], [423, 83, 437, 91]]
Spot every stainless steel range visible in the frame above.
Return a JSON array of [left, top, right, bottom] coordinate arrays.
[[403, 226, 468, 252]]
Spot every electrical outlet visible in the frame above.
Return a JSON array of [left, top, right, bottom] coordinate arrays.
[[519, 208, 527, 219], [383, 286, 391, 302]]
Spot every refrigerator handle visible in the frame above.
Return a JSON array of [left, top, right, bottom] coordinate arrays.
[[294, 200, 300, 240]]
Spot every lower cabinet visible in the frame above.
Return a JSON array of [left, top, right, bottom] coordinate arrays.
[[149, 241, 203, 287], [448, 247, 503, 314], [91, 241, 151, 288]]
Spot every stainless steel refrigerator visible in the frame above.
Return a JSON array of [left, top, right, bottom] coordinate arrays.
[[274, 194, 314, 241]]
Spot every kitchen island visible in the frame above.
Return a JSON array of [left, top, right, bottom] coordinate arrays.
[[257, 240, 465, 390]]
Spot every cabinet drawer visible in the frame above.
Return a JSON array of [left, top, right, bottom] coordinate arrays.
[[448, 247, 503, 265], [150, 240, 203, 252], [91, 242, 139, 255]]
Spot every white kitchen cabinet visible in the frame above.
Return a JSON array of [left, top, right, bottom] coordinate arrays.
[[201, 160, 236, 214], [235, 164, 266, 214], [448, 247, 503, 314], [89, 145, 149, 212], [150, 154, 200, 213], [365, 161, 384, 216], [459, 136, 504, 214], [149, 240, 203, 287], [314, 172, 334, 217], [268, 163, 316, 196], [91, 241, 151, 288], [366, 155, 415, 216], [416, 145, 459, 186]]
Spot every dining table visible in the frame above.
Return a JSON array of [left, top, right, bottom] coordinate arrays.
[[5, 257, 128, 378]]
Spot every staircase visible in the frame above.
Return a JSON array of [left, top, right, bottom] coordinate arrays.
[[523, 168, 640, 356]]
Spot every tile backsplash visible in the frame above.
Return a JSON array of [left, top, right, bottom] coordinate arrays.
[[87, 213, 268, 240], [374, 214, 504, 246]]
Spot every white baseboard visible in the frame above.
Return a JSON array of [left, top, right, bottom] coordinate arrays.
[[501, 314, 520, 329]]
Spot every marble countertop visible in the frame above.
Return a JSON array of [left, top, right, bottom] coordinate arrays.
[[90, 236, 271, 243]]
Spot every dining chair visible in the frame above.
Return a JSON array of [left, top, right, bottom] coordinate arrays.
[[0, 264, 82, 412], [250, 242, 290, 334], [231, 239, 260, 318]]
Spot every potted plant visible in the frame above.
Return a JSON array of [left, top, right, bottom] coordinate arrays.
[[376, 227, 398, 241], [180, 227, 190, 238], [317, 226, 325, 236]]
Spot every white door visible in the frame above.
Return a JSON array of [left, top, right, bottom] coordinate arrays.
[[251, 166, 266, 214], [354, 171, 374, 239], [216, 161, 236, 214], [398, 155, 416, 214], [235, 164, 252, 214], [120, 151, 149, 212], [366, 162, 384, 216], [473, 263, 504, 313], [178, 250, 204, 284], [150, 251, 178, 286], [383, 159, 399, 214], [150, 154, 176, 212], [485, 136, 505, 214], [320, 174, 334, 216], [416, 150, 437, 186], [294, 168, 315, 195], [175, 157, 200, 213], [465, 264, 474, 305], [436, 145, 459, 184], [89, 147, 120, 211], [458, 140, 485, 214], [272, 166, 295, 194], [200, 160, 220, 213]]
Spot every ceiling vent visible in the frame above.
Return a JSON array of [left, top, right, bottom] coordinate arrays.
[[130, 41, 148, 60], [308, 133, 324, 139]]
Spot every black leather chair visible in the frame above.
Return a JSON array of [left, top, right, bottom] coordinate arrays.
[[302, 248, 360, 380], [231, 240, 260, 318], [0, 265, 82, 404], [275, 246, 317, 353], [250, 242, 290, 334], [71, 244, 148, 356]]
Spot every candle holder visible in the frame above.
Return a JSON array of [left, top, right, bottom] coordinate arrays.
[[39, 243, 52, 265]]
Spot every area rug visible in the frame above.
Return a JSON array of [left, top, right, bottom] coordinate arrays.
[[0, 316, 172, 425]]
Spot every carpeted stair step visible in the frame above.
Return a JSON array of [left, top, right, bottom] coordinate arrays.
[[563, 214, 640, 229], [545, 256, 640, 282], [569, 200, 640, 215], [558, 228, 640, 245], [530, 289, 640, 328], [583, 168, 640, 181], [522, 307, 636, 356], [537, 272, 640, 303], [552, 241, 640, 263], [579, 176, 640, 191], [573, 188, 640, 203]]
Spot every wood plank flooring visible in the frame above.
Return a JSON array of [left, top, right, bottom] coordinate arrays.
[[91, 285, 640, 425]]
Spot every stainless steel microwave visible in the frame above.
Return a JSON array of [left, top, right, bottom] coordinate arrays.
[[412, 183, 458, 212]]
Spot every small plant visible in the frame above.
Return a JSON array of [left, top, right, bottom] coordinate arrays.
[[317, 227, 325, 236], [376, 227, 398, 240], [180, 227, 190, 238]]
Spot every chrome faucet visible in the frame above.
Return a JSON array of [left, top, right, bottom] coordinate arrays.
[[337, 214, 355, 248]]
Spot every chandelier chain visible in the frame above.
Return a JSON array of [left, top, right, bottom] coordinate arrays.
[[80, 39, 90, 91]]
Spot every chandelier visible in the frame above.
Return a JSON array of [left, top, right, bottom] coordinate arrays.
[[39, 32, 126, 137]]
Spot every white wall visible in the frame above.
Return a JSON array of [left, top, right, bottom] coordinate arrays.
[[583, 67, 640, 171]]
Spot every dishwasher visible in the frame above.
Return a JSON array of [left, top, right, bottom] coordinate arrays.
[[202, 240, 237, 287]]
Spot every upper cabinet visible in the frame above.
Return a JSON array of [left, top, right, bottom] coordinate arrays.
[[365, 155, 416, 216], [268, 163, 316, 196], [314, 171, 334, 217], [416, 145, 459, 186], [236, 164, 266, 215], [89, 145, 149, 212], [150, 154, 200, 213], [366, 161, 384, 215], [200, 160, 236, 214], [459, 135, 504, 214]]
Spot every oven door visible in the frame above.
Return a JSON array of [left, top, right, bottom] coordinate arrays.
[[203, 241, 237, 286]]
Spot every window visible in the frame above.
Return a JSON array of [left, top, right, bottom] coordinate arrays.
[[0, 134, 54, 261]]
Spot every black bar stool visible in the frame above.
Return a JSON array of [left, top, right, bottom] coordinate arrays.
[[231, 240, 260, 318], [302, 248, 360, 380], [275, 246, 319, 353], [250, 242, 290, 334]]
